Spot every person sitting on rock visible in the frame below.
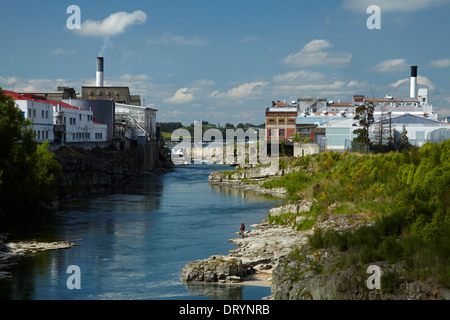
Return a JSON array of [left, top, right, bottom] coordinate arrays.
[[240, 223, 245, 238]]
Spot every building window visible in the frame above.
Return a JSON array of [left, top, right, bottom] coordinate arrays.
[[38, 131, 40, 139], [46, 110, 48, 119], [268, 119, 275, 124], [42, 110, 45, 118], [279, 129, 285, 137], [279, 119, 285, 124], [269, 129, 275, 137], [288, 119, 295, 124]]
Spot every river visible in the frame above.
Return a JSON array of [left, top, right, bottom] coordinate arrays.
[[0, 164, 283, 300]]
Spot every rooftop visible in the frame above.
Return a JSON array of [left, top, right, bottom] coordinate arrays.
[[4, 90, 82, 111]]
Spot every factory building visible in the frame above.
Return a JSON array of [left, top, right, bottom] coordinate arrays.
[[265, 65, 448, 153], [81, 57, 141, 106], [265, 101, 298, 141], [5, 90, 107, 143]]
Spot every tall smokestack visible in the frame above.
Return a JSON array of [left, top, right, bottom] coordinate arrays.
[[96, 57, 104, 87], [410, 66, 417, 98]]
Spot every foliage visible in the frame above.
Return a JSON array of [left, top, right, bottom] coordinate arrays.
[[292, 132, 312, 144], [0, 88, 62, 222], [262, 140, 450, 287], [353, 102, 375, 152]]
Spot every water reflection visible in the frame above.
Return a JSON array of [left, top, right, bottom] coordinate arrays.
[[0, 165, 280, 300], [183, 282, 245, 300]]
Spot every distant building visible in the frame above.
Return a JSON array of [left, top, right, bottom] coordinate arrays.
[[265, 101, 297, 141], [266, 65, 444, 152], [115, 103, 158, 143], [8, 92, 55, 143], [370, 114, 449, 147], [80, 57, 141, 106], [18, 86, 77, 101], [81, 86, 141, 106], [5, 90, 107, 144], [63, 99, 116, 141]]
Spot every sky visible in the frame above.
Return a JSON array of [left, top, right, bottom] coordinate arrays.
[[1, 0, 450, 125]]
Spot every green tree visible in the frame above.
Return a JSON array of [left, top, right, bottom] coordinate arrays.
[[353, 101, 375, 152], [400, 125, 410, 150], [0, 88, 62, 221]]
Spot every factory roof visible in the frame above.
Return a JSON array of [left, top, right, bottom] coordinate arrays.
[[266, 107, 298, 112], [4, 90, 82, 111]]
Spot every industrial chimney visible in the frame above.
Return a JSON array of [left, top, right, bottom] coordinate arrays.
[[96, 57, 104, 87], [410, 66, 417, 98]]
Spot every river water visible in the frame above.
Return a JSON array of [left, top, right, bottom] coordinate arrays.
[[0, 164, 283, 300]]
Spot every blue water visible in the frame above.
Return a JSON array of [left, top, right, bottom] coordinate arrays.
[[0, 164, 283, 300]]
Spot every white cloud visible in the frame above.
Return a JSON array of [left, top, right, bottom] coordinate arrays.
[[77, 10, 147, 37], [241, 35, 261, 43], [51, 48, 75, 55], [281, 39, 352, 67], [390, 76, 436, 91], [147, 32, 208, 46], [164, 88, 195, 104], [428, 59, 450, 68], [272, 70, 326, 83], [369, 58, 408, 73], [211, 82, 268, 100], [342, 0, 448, 12], [272, 81, 347, 94], [0, 76, 73, 92]]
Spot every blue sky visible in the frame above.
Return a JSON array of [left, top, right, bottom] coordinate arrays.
[[1, 0, 449, 125]]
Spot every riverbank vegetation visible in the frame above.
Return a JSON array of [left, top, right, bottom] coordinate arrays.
[[262, 141, 449, 287], [0, 88, 62, 224]]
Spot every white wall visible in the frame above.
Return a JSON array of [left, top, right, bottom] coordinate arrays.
[[16, 100, 54, 142], [59, 106, 107, 143]]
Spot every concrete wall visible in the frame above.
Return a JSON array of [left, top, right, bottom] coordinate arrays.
[[294, 143, 320, 157]]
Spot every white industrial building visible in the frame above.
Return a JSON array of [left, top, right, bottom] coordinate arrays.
[[289, 65, 448, 153], [5, 90, 107, 144], [115, 103, 158, 143], [11, 94, 55, 143]]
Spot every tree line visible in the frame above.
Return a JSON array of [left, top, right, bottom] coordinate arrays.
[[0, 88, 62, 224]]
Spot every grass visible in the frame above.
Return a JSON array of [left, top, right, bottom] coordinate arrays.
[[264, 141, 450, 288]]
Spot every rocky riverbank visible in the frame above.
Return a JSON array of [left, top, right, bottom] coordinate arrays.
[[0, 235, 76, 279], [208, 164, 288, 198], [182, 164, 450, 300]]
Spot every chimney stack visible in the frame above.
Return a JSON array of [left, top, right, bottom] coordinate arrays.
[[96, 57, 104, 87], [410, 66, 417, 98]]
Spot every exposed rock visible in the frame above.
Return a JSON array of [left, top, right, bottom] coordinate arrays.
[[0, 237, 76, 279], [196, 164, 450, 299], [182, 255, 245, 283], [181, 221, 312, 285]]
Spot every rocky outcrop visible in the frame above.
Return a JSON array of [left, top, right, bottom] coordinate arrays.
[[181, 221, 312, 286], [271, 249, 450, 300], [55, 145, 139, 200], [0, 235, 76, 279], [200, 164, 450, 299], [208, 165, 288, 197], [182, 255, 246, 283]]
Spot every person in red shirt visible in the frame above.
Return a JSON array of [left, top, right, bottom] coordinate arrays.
[[240, 223, 245, 238]]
